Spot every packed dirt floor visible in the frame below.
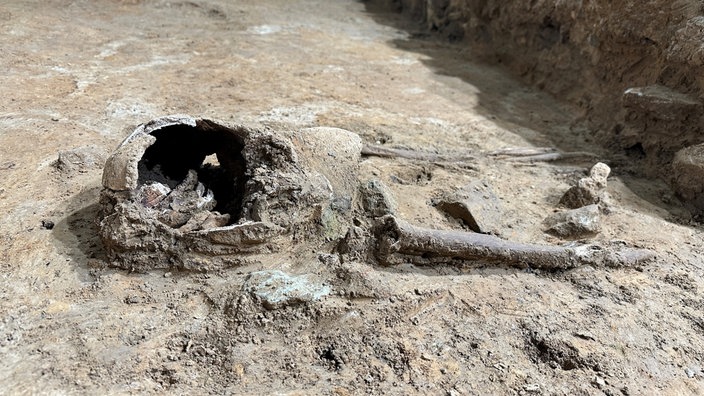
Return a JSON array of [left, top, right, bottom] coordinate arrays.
[[2, 0, 704, 394]]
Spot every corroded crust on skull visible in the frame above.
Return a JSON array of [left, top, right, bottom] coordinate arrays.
[[99, 115, 362, 272]]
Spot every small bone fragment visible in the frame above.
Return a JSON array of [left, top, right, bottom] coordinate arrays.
[[137, 182, 171, 208], [376, 216, 654, 270], [151, 170, 218, 228], [179, 211, 230, 233]]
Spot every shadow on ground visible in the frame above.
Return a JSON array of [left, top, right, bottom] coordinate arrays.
[[52, 186, 108, 264]]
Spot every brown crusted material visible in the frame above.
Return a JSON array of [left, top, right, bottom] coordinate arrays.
[[376, 216, 654, 270], [98, 115, 362, 272]]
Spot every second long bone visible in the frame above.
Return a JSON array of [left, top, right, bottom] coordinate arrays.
[[375, 216, 655, 270]]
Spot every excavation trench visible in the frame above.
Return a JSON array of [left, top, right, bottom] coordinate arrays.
[[370, 0, 704, 214]]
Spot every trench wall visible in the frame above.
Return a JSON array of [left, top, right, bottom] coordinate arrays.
[[376, 0, 704, 176]]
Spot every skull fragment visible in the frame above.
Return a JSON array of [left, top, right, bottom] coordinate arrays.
[[99, 115, 362, 271]]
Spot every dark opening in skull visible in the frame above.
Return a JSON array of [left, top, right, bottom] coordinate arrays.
[[136, 121, 247, 224]]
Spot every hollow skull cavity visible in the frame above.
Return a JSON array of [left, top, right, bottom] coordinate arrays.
[[98, 115, 362, 271]]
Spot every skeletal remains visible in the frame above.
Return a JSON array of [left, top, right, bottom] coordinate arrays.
[[98, 115, 654, 272]]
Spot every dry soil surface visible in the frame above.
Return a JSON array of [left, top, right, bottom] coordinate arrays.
[[2, 1, 704, 395]]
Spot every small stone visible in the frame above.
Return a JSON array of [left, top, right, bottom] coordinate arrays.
[[591, 375, 606, 389], [436, 180, 502, 234], [244, 270, 331, 310], [685, 367, 696, 378], [331, 196, 352, 212], [544, 204, 601, 239], [523, 383, 540, 393], [560, 162, 611, 209], [573, 330, 596, 341], [589, 162, 611, 184], [337, 225, 367, 257], [41, 220, 55, 230]]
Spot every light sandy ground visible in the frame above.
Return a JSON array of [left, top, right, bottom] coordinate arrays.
[[1, 1, 704, 394]]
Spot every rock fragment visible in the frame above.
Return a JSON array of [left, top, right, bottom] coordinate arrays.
[[619, 85, 702, 170], [337, 225, 370, 259], [244, 270, 331, 310], [685, 368, 696, 379], [41, 220, 55, 230], [544, 204, 601, 239], [559, 162, 610, 209], [671, 143, 704, 211], [623, 85, 701, 122], [591, 376, 606, 389], [435, 180, 502, 234]]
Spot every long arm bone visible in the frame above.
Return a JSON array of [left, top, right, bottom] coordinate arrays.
[[361, 144, 475, 162], [488, 147, 598, 163], [376, 216, 655, 270], [363, 144, 596, 164]]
